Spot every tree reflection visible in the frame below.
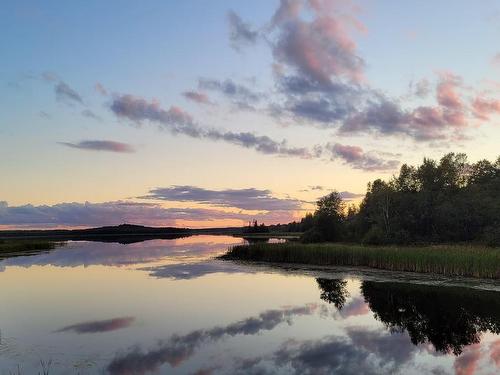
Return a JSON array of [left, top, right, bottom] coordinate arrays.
[[360, 281, 500, 355], [316, 278, 349, 309]]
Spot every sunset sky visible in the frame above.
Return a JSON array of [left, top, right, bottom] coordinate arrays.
[[1, 0, 499, 228]]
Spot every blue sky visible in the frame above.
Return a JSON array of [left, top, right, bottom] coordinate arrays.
[[1, 0, 499, 228]]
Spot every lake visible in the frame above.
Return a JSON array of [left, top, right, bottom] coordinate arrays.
[[0, 235, 499, 374]]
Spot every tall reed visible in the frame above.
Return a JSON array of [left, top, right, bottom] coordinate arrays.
[[221, 243, 500, 279]]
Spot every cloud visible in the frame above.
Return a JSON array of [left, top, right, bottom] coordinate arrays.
[[107, 304, 318, 374], [436, 72, 463, 111], [39, 111, 51, 119], [338, 191, 364, 200], [198, 78, 262, 106], [95, 82, 108, 96], [110, 94, 198, 134], [227, 10, 258, 50], [270, 0, 304, 27], [205, 129, 313, 157], [492, 53, 500, 67], [327, 143, 400, 172], [228, 2, 495, 143], [409, 78, 431, 98], [273, 2, 365, 84], [55, 81, 83, 105], [271, 0, 365, 84], [109, 93, 314, 159], [338, 87, 469, 141], [0, 201, 297, 228], [41, 71, 59, 82], [183, 91, 211, 105], [81, 109, 102, 121], [142, 185, 302, 211], [55, 317, 135, 334], [471, 95, 500, 120], [310, 185, 324, 191], [58, 140, 135, 153]]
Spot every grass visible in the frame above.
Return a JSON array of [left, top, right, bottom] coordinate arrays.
[[220, 242, 500, 279], [0, 240, 62, 258]]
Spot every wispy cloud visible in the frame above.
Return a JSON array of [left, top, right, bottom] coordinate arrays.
[[227, 10, 258, 51], [39, 111, 51, 119], [59, 140, 135, 153], [95, 82, 108, 96], [109, 93, 314, 159], [142, 185, 303, 211], [198, 77, 262, 108], [55, 81, 83, 105], [183, 91, 211, 105], [327, 143, 400, 172], [81, 109, 102, 121]]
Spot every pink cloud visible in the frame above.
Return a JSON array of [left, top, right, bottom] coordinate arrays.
[[272, 0, 365, 84], [340, 297, 370, 318], [327, 143, 400, 171], [490, 340, 500, 367], [183, 91, 211, 105], [436, 72, 463, 111], [472, 96, 500, 121], [454, 344, 482, 375]]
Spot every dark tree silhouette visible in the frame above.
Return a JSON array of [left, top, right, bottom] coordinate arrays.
[[360, 281, 500, 355], [316, 278, 349, 310]]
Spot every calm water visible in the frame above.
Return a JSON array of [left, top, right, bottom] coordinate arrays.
[[0, 235, 499, 374]]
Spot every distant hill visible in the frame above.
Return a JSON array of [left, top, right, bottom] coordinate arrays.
[[0, 223, 244, 243]]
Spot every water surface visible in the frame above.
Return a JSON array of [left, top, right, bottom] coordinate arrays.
[[0, 235, 499, 374]]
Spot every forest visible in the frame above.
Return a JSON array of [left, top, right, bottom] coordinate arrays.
[[275, 153, 500, 246]]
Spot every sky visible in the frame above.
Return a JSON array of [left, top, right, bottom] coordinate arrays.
[[1, 0, 499, 229]]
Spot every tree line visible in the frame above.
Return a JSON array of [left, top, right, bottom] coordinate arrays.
[[278, 153, 500, 246]]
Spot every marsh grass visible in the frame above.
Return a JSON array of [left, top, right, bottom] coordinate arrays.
[[221, 242, 500, 279]]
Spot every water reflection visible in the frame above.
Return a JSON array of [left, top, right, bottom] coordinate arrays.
[[107, 304, 318, 374], [317, 277, 500, 356], [316, 278, 349, 309], [0, 238, 499, 374], [146, 261, 254, 280], [0, 235, 245, 270]]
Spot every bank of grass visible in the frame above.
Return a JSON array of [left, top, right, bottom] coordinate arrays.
[[234, 232, 302, 239], [0, 239, 61, 258], [220, 242, 500, 279]]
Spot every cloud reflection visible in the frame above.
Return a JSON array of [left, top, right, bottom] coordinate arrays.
[[146, 261, 252, 280], [107, 304, 318, 374], [0, 236, 244, 270]]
